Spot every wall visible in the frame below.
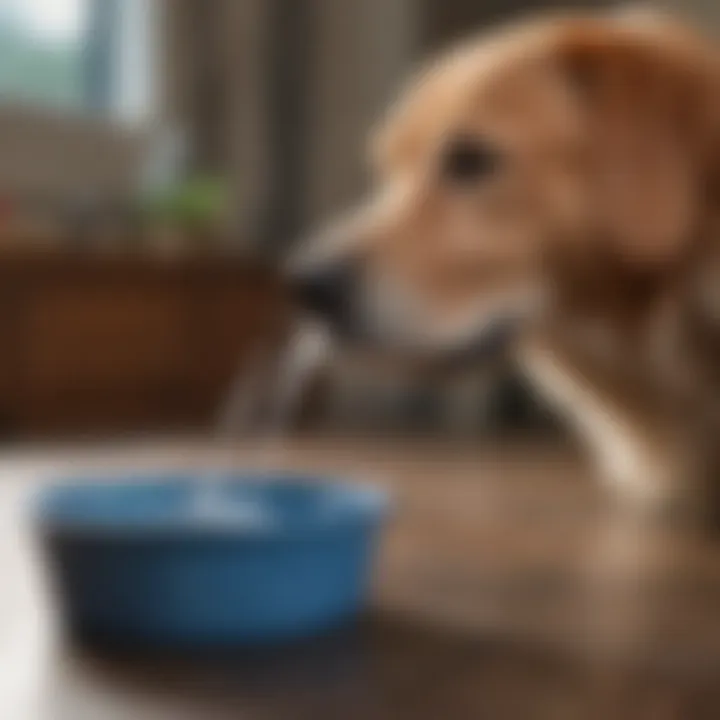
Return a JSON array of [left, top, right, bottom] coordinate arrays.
[[423, 0, 609, 49], [661, 0, 720, 27], [162, 0, 271, 243], [307, 0, 418, 226], [0, 105, 145, 203]]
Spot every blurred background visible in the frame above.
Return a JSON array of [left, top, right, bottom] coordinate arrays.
[[0, 0, 712, 443]]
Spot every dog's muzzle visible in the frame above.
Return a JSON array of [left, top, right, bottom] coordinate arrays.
[[287, 259, 359, 336], [288, 259, 520, 364], [430, 315, 520, 370]]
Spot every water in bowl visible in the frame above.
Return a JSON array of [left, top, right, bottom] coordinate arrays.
[[191, 320, 332, 528]]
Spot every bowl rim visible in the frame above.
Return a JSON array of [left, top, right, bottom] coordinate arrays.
[[33, 471, 392, 541]]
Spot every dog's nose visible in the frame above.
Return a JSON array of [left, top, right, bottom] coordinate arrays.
[[287, 260, 356, 321], [479, 317, 518, 356], [439, 316, 519, 369]]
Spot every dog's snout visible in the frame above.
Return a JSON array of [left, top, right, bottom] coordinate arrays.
[[438, 316, 519, 369], [288, 260, 356, 322], [480, 317, 518, 355]]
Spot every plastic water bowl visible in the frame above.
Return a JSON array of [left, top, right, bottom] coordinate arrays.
[[34, 473, 390, 647]]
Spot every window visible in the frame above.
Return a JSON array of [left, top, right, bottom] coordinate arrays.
[[0, 0, 155, 121], [0, 0, 87, 110]]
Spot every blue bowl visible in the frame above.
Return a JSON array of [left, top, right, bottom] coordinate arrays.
[[34, 473, 390, 647]]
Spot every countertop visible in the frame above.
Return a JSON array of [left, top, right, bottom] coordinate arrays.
[[3, 436, 720, 719]]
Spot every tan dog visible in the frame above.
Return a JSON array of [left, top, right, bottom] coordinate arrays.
[[290, 11, 720, 522]]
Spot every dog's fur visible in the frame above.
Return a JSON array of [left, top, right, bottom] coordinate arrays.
[[293, 11, 720, 521]]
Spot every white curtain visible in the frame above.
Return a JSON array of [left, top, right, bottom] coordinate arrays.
[[110, 0, 158, 125]]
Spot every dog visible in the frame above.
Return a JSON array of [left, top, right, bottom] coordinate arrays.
[[289, 10, 720, 523]]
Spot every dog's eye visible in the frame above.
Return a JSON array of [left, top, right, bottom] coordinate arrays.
[[441, 137, 502, 184]]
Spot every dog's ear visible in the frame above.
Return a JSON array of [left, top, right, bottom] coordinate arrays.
[[554, 20, 719, 267]]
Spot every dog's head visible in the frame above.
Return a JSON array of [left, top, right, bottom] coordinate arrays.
[[289, 12, 719, 358]]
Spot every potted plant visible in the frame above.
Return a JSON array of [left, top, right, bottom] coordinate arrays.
[[142, 176, 229, 257]]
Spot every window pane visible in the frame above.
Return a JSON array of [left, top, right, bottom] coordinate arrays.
[[0, 0, 88, 110]]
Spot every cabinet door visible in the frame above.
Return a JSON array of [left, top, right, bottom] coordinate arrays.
[[18, 277, 192, 433]]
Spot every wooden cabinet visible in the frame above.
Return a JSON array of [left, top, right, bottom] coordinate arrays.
[[0, 253, 287, 437]]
